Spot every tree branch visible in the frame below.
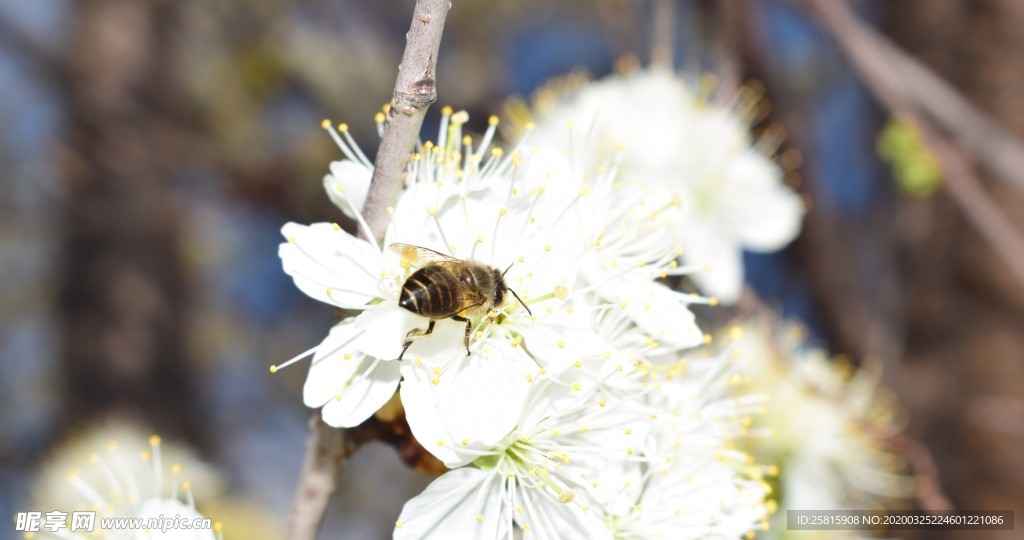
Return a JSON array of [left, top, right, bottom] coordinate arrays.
[[285, 3, 453, 538], [713, 0, 742, 96], [361, 0, 452, 242], [825, 7, 1024, 198], [286, 414, 350, 540], [810, 0, 1024, 291], [649, 0, 675, 70]]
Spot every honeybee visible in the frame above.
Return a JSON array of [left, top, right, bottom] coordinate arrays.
[[390, 243, 531, 361]]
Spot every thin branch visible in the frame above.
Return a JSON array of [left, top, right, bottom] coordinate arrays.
[[361, 0, 452, 242], [831, 10, 1024, 198], [649, 0, 675, 70], [887, 433, 954, 511], [810, 0, 1024, 291], [285, 414, 350, 540], [713, 0, 742, 96], [0, 11, 69, 80], [285, 3, 453, 537]]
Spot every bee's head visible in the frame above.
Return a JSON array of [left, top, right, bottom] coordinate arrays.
[[491, 267, 506, 306], [496, 264, 531, 316]]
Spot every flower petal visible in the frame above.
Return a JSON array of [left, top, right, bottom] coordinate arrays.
[[394, 468, 511, 540], [400, 343, 531, 468], [682, 230, 744, 304], [602, 281, 704, 349], [302, 321, 369, 408], [352, 302, 427, 360], [722, 150, 804, 251], [279, 222, 382, 309], [513, 484, 612, 540], [324, 159, 372, 220], [320, 358, 400, 428]]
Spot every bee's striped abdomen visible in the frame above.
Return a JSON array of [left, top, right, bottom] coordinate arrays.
[[399, 265, 462, 318]]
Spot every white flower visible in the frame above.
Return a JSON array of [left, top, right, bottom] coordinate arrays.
[[725, 321, 914, 538], [395, 368, 644, 540], [277, 112, 617, 440], [526, 69, 805, 303], [33, 434, 220, 540], [599, 349, 771, 539]]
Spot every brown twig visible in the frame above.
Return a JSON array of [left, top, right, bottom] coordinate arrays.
[[286, 414, 351, 540], [286, 2, 453, 537], [887, 433, 954, 512], [832, 10, 1024, 198], [649, 0, 675, 70], [810, 0, 1024, 291], [713, 0, 742, 96], [361, 0, 452, 242]]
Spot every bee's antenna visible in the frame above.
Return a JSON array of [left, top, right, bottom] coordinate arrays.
[[508, 287, 532, 316], [502, 262, 514, 277]]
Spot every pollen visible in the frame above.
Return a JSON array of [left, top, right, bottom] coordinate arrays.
[[461, 438, 469, 446], [571, 381, 581, 391], [476, 514, 485, 522], [269, 365, 278, 373], [320, 119, 331, 129], [375, 112, 386, 123], [557, 490, 576, 504], [431, 377, 440, 385], [395, 521, 403, 529], [544, 244, 552, 252], [437, 439, 445, 447], [344, 353, 352, 360], [337, 123, 349, 133], [574, 361, 581, 368], [499, 208, 508, 216], [557, 340, 565, 349], [709, 297, 720, 307]]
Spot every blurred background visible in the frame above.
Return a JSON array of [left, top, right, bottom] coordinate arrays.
[[1, 0, 1022, 538]]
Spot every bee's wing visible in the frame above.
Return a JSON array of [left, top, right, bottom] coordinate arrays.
[[389, 243, 460, 268]]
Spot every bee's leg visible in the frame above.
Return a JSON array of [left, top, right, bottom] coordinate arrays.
[[451, 315, 472, 356], [399, 320, 435, 361]]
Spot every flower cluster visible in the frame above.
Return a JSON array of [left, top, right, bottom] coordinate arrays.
[[520, 69, 805, 304], [30, 429, 221, 540], [724, 320, 914, 538], [277, 97, 778, 539]]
